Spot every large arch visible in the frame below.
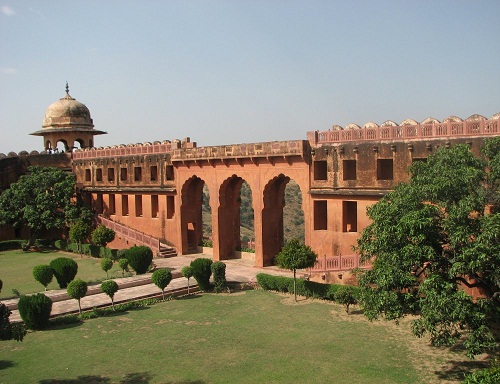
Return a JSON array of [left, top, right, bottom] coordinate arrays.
[[180, 175, 206, 254], [261, 173, 291, 266]]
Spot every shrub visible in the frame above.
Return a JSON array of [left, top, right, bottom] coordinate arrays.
[[67, 242, 79, 253], [99, 247, 119, 260], [190, 258, 213, 291], [54, 239, 68, 251], [0, 303, 26, 341], [152, 269, 173, 300], [211, 261, 227, 293], [125, 246, 153, 275], [335, 286, 358, 314], [117, 249, 127, 259], [101, 280, 119, 309], [101, 258, 113, 278], [32, 265, 53, 290], [49, 257, 78, 288], [18, 293, 52, 330], [118, 258, 129, 277], [91, 225, 116, 247], [0, 240, 24, 251], [181, 266, 194, 295], [67, 279, 88, 315], [463, 363, 500, 383]]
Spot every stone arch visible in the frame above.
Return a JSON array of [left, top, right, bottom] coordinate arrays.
[[180, 175, 207, 254], [216, 174, 248, 260], [73, 138, 86, 150], [261, 173, 291, 266]]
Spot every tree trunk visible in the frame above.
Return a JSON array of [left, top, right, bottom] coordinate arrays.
[[293, 269, 297, 302]]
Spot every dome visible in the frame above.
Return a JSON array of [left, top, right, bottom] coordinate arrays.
[[42, 84, 94, 130]]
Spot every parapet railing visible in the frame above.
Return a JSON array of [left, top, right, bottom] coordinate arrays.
[[97, 215, 160, 253], [310, 118, 499, 145], [73, 142, 176, 160], [309, 254, 372, 272]]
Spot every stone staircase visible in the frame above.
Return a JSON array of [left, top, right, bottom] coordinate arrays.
[[158, 243, 178, 258]]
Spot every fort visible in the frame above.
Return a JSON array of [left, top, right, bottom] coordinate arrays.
[[1, 86, 498, 283]]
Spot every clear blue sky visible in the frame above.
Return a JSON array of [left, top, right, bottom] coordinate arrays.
[[1, 1, 499, 154]]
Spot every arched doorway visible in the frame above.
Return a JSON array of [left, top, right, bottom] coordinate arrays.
[[180, 176, 206, 254]]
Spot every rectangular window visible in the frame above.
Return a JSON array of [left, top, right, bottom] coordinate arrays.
[[167, 195, 175, 219], [122, 195, 129, 215], [85, 169, 91, 181], [343, 160, 357, 181], [313, 161, 328, 180], [342, 201, 357, 232], [377, 159, 394, 180], [135, 195, 143, 217], [150, 166, 158, 181], [96, 169, 103, 182], [120, 168, 128, 182], [108, 168, 115, 182], [109, 194, 115, 215], [166, 165, 174, 181], [151, 195, 159, 218], [134, 167, 142, 182], [313, 200, 327, 230]]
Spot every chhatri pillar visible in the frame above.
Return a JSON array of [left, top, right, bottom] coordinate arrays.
[[30, 83, 106, 152]]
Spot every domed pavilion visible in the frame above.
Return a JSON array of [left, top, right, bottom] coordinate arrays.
[[30, 83, 106, 152]]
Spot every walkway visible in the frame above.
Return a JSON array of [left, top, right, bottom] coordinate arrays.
[[5, 254, 295, 322]]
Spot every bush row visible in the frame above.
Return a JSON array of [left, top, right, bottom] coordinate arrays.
[[54, 240, 118, 260], [256, 273, 360, 302], [0, 240, 25, 251]]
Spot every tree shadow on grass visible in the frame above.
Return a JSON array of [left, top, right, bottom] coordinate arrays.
[[0, 360, 16, 370], [434, 359, 491, 382], [119, 372, 153, 383], [39, 376, 110, 384], [176, 294, 202, 301]]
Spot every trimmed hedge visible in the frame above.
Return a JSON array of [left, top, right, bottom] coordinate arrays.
[[190, 258, 213, 291], [125, 246, 153, 275], [49, 257, 78, 288], [211, 261, 227, 293], [0, 240, 25, 251], [54, 240, 118, 259], [18, 293, 52, 330], [256, 273, 359, 302]]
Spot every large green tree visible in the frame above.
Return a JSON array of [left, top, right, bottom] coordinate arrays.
[[275, 239, 317, 302], [0, 166, 79, 246], [356, 140, 500, 357]]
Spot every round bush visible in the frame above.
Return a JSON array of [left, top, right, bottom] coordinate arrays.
[[190, 258, 213, 291], [67, 279, 88, 314], [18, 293, 52, 330], [152, 269, 172, 300], [118, 258, 129, 276], [125, 246, 153, 275], [101, 258, 113, 277], [91, 224, 115, 247], [32, 265, 53, 290], [49, 257, 78, 288], [101, 280, 119, 308], [211, 261, 227, 293]]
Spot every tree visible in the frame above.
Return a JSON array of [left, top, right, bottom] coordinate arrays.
[[151, 269, 172, 300], [32, 265, 53, 290], [335, 286, 357, 314], [69, 220, 91, 256], [118, 258, 129, 277], [275, 239, 317, 302], [0, 166, 77, 246], [181, 266, 194, 295], [67, 279, 87, 315], [101, 280, 119, 310], [125, 246, 153, 275], [356, 141, 500, 357], [91, 224, 115, 247], [101, 258, 113, 278]]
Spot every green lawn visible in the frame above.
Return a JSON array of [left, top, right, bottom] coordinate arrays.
[[0, 250, 128, 300], [0, 290, 469, 384]]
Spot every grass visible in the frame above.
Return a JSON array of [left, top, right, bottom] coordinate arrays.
[[0, 290, 476, 384], [0, 249, 129, 300]]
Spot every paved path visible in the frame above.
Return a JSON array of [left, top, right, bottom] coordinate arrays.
[[5, 254, 295, 322]]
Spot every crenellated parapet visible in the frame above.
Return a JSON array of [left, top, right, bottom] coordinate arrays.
[[308, 113, 500, 146]]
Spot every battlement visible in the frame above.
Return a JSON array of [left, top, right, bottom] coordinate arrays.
[[307, 113, 499, 146]]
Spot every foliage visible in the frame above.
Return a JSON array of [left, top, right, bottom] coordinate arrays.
[[151, 269, 173, 300], [275, 239, 317, 302], [190, 258, 213, 291], [0, 166, 78, 246], [101, 280, 119, 309], [125, 246, 153, 275], [118, 258, 129, 277], [0, 240, 25, 251], [356, 141, 500, 357], [69, 220, 91, 255], [54, 239, 68, 251], [463, 362, 500, 384], [49, 257, 78, 288], [0, 302, 26, 341], [91, 224, 116, 247], [67, 279, 88, 314], [211, 261, 227, 293], [32, 265, 53, 290], [335, 286, 358, 314], [100, 258, 113, 278], [181, 266, 194, 295], [17, 293, 52, 330]]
